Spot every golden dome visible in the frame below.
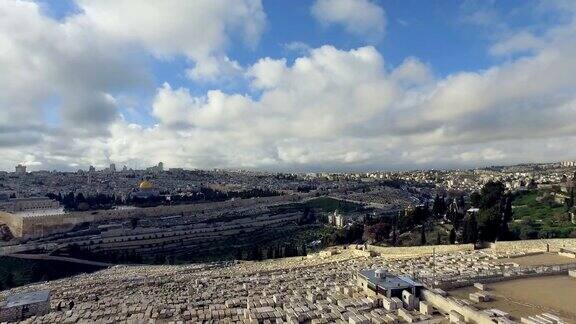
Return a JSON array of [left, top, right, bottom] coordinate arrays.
[[139, 180, 154, 190]]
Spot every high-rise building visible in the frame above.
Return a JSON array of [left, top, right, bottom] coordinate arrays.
[[158, 162, 164, 172], [109, 163, 116, 172], [15, 164, 26, 174]]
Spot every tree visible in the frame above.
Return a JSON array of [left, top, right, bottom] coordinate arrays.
[[420, 225, 427, 245], [566, 187, 575, 210], [4, 272, 15, 288], [462, 214, 478, 244], [480, 181, 505, 209], [76, 192, 86, 204], [235, 248, 243, 260], [266, 247, 274, 259], [447, 208, 464, 230], [519, 222, 538, 239], [301, 244, 307, 256], [432, 195, 447, 218], [478, 206, 500, 242], [436, 232, 442, 245], [502, 195, 513, 223], [470, 192, 481, 208], [130, 218, 139, 230], [345, 224, 364, 244], [497, 195, 513, 241], [449, 228, 456, 244], [298, 207, 316, 225], [391, 212, 399, 246], [410, 205, 430, 226], [362, 223, 391, 243], [458, 195, 466, 210]]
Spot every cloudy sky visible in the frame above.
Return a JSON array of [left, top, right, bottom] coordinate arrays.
[[2, 0, 576, 172]]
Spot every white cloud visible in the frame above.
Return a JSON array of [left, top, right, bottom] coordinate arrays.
[[489, 31, 544, 56], [247, 58, 288, 90], [311, 0, 386, 41], [0, 0, 265, 169], [282, 41, 312, 55], [75, 0, 266, 81], [391, 57, 433, 86], [0, 0, 146, 135], [107, 34, 576, 170], [2, 0, 576, 171]]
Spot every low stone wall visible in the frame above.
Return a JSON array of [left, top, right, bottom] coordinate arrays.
[[437, 267, 576, 290], [366, 244, 474, 257], [421, 290, 495, 324], [489, 239, 576, 253]]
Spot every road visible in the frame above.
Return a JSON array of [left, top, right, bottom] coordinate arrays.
[[6, 253, 113, 267]]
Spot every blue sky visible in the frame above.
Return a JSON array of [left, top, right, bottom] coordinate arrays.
[[39, 0, 538, 126], [1, 0, 576, 171], [34, 0, 555, 106], [36, 1, 536, 79]]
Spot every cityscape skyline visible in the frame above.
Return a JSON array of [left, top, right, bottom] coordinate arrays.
[[2, 0, 576, 171], [5, 158, 576, 174]]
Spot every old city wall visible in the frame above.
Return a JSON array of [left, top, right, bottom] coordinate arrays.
[[489, 238, 576, 253], [18, 195, 304, 238], [0, 210, 23, 237], [366, 244, 474, 257]]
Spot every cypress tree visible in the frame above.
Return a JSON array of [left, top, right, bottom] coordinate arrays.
[[420, 225, 426, 245], [449, 228, 456, 244]]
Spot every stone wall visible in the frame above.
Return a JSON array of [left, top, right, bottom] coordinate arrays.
[[436, 264, 576, 290], [420, 290, 495, 324], [489, 238, 576, 253], [366, 244, 474, 257], [0, 301, 50, 322]]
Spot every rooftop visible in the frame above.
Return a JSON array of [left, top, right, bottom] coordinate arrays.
[[359, 269, 422, 290], [14, 208, 66, 218], [3, 290, 50, 308]]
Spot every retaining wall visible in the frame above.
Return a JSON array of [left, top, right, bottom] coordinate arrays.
[[366, 244, 474, 257], [436, 264, 576, 290], [489, 238, 576, 253]]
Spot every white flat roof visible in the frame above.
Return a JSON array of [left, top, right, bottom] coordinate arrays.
[[5, 290, 50, 308], [14, 208, 66, 218]]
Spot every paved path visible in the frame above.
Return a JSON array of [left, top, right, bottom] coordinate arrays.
[[328, 196, 404, 210], [6, 253, 113, 267]]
